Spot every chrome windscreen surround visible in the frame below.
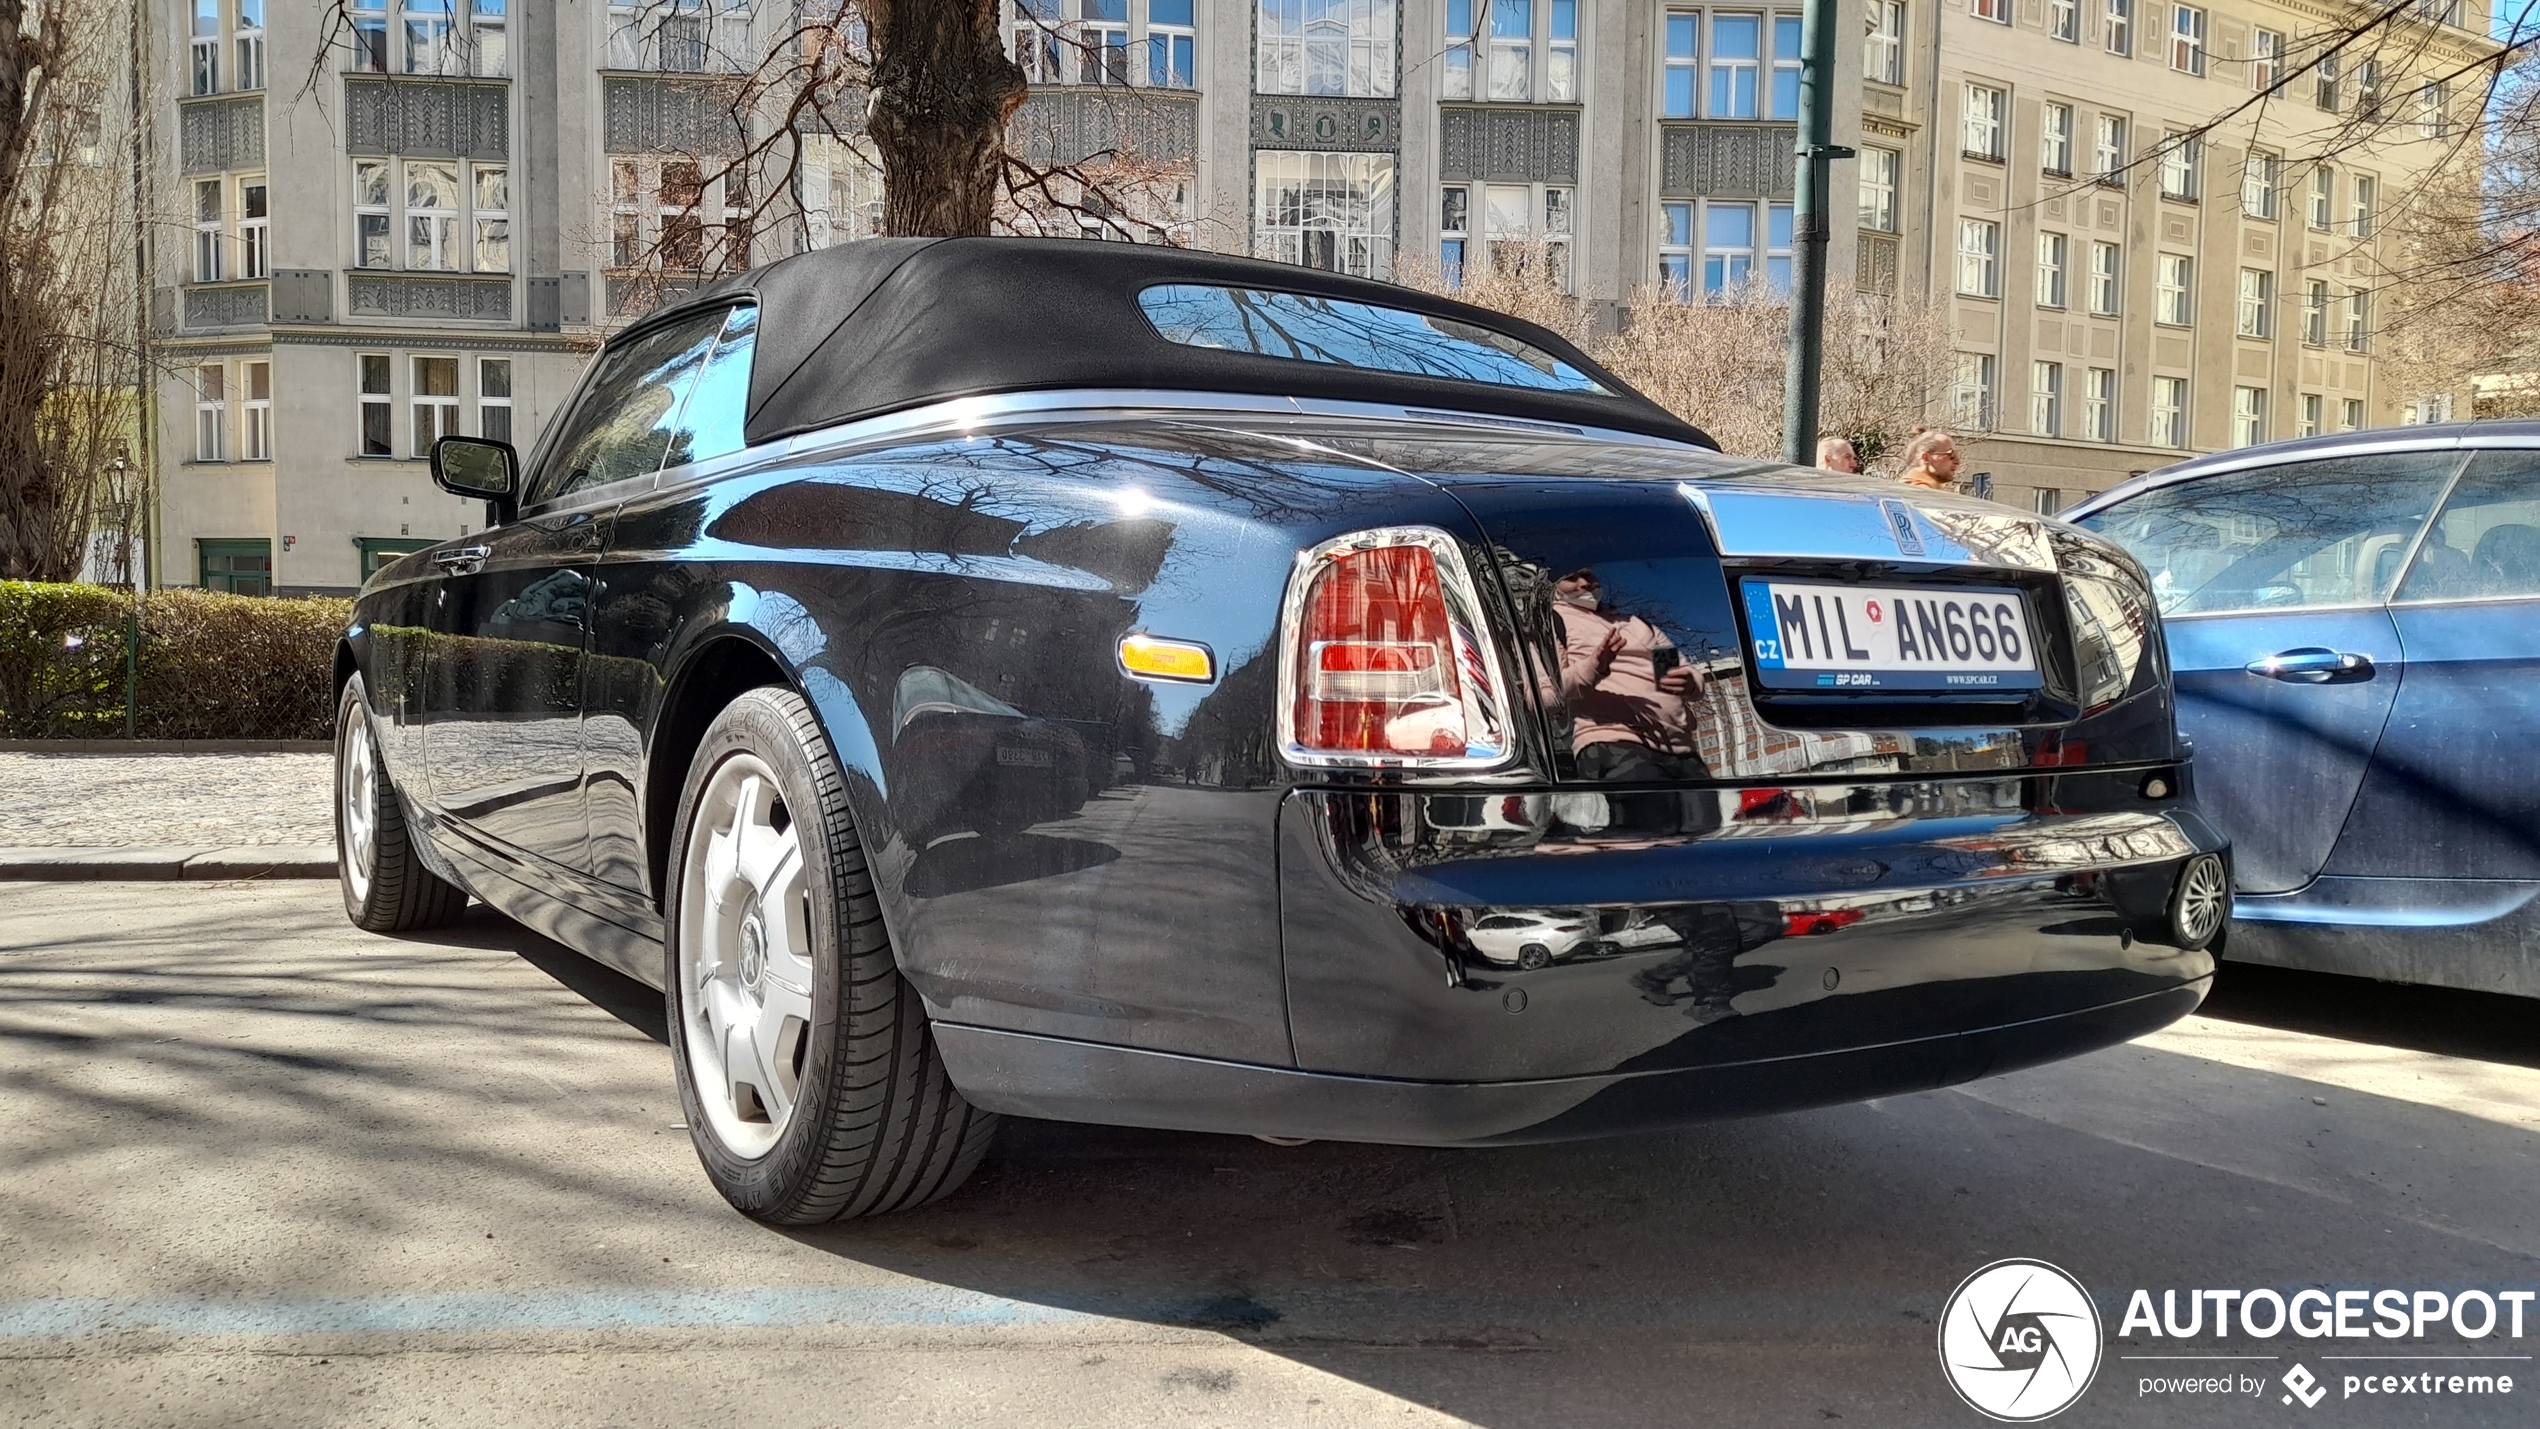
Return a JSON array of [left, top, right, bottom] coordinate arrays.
[[1274, 525, 1519, 773]]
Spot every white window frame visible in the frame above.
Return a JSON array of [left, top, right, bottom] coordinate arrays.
[[2158, 134, 2198, 201], [2344, 287, 2369, 352], [1953, 352, 1996, 429], [2094, 114, 2127, 182], [477, 357, 513, 444], [192, 178, 225, 283], [605, 156, 748, 276], [358, 353, 394, 456], [1081, 0, 1132, 87], [236, 0, 267, 90], [2042, 103, 2074, 175], [1150, 0, 1197, 88], [472, 163, 509, 273], [191, 0, 220, 95], [1710, 13, 1762, 119], [239, 176, 269, 279], [2085, 366, 2116, 441], [2419, 82, 2449, 139], [2355, 59, 2381, 121], [1441, 184, 1472, 281], [1971, 0, 2008, 25], [242, 360, 272, 461], [2237, 267, 2272, 337], [2315, 53, 2339, 112], [1489, 0, 1535, 102], [1548, 0, 1578, 102], [2242, 151, 2277, 219], [1256, 0, 1398, 98], [2036, 231, 2067, 308], [401, 0, 462, 76], [2304, 279, 2329, 345], [1252, 149, 1396, 278], [355, 160, 393, 268], [2350, 174, 2376, 238], [609, 0, 752, 74], [403, 159, 463, 271], [1963, 84, 2005, 160], [2103, 0, 2130, 56], [2251, 28, 2280, 90], [2152, 375, 2188, 447], [2048, 0, 2078, 41], [1957, 217, 2000, 297], [1864, 0, 1902, 83], [2298, 392, 2322, 436], [1705, 200, 1757, 293], [194, 363, 227, 462], [2343, 398, 2366, 431], [1859, 146, 1898, 232], [1663, 10, 1699, 117], [412, 354, 460, 459], [2089, 240, 2121, 314], [470, 0, 508, 77], [2232, 385, 2266, 447], [2309, 165, 2334, 230], [2169, 3, 2204, 75], [2032, 361, 2063, 437], [2156, 253, 2193, 326], [1659, 200, 1694, 297], [350, 0, 388, 71], [1769, 14, 1801, 120]]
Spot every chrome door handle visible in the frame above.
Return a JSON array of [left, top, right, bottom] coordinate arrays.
[[2245, 647, 2376, 684], [431, 544, 492, 576]]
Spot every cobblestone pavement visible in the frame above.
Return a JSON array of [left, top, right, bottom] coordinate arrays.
[[0, 752, 332, 847]]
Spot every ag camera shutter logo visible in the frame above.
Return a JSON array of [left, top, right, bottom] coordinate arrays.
[[1939, 1259, 2103, 1421]]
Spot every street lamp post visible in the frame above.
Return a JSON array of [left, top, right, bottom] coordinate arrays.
[[1780, 0, 1852, 467]]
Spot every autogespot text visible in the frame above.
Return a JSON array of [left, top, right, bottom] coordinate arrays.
[[2123, 1286, 2531, 1406]]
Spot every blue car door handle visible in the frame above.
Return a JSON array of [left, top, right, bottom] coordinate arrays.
[[2245, 646, 2377, 684]]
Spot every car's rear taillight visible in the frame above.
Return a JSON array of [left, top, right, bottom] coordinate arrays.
[[1278, 527, 1511, 769]]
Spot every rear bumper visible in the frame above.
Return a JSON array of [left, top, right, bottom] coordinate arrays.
[[934, 979, 2206, 1146]]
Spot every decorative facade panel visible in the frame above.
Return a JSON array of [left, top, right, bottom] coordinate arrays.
[[1250, 97, 1399, 152], [1659, 125, 1797, 200], [178, 97, 265, 175], [345, 275, 511, 322], [1010, 89, 1198, 168], [344, 79, 508, 159], [603, 77, 746, 156], [183, 283, 268, 328], [1857, 232, 1899, 296], [1437, 106, 1580, 185]]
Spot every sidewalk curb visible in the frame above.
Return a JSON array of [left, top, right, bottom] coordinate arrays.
[[0, 740, 331, 755], [0, 847, 336, 881]]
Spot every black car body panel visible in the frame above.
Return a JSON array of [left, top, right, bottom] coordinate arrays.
[[349, 239, 2224, 1145]]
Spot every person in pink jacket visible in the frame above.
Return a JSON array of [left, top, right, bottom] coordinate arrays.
[[1550, 567, 1711, 783]]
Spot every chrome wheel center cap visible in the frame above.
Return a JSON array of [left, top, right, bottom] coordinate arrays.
[[737, 904, 768, 990]]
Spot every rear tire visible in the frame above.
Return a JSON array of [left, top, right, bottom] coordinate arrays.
[[666, 687, 998, 1223], [336, 674, 469, 932]]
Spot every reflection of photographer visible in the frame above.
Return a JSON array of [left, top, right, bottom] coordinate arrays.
[[1553, 569, 1709, 781]]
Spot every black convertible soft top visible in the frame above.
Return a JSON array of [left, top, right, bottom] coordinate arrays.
[[661, 237, 1716, 450]]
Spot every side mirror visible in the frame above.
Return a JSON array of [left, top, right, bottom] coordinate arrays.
[[432, 436, 519, 525]]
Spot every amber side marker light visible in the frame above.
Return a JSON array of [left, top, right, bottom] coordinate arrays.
[[1119, 633, 1216, 684]]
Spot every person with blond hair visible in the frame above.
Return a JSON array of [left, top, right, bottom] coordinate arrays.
[[1894, 430, 1962, 490], [1815, 436, 1860, 473]]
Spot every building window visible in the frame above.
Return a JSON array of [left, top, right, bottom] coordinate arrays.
[[2298, 392, 2322, 436], [1957, 217, 2000, 296], [2355, 59, 2381, 122], [2304, 279, 2329, 344], [2048, 0, 2077, 41], [236, 0, 267, 89], [2342, 397, 2365, 430], [1080, 0, 1132, 87], [350, 0, 388, 70], [198, 539, 272, 596], [2103, 0, 2129, 55], [2032, 361, 2063, 437], [1257, 0, 1397, 97], [405, 161, 462, 270], [194, 364, 226, 461], [1253, 150, 1394, 277], [2315, 53, 2338, 112], [2042, 103, 2073, 175], [1663, 11, 1698, 115], [2350, 174, 2376, 237], [1764, 201, 1792, 290], [472, 165, 509, 271], [354, 161, 392, 268], [2152, 375, 2188, 447], [1013, 0, 1063, 82], [1769, 15, 1801, 119], [607, 157, 748, 275], [1859, 147, 1898, 231], [1549, 0, 1578, 101], [413, 356, 459, 458], [609, 0, 751, 73], [1440, 185, 1469, 282], [2241, 151, 2277, 218], [191, 0, 220, 94], [2251, 28, 2280, 90], [1659, 201, 1693, 296], [478, 358, 513, 443], [2156, 253, 2192, 325], [193, 179, 224, 282], [2085, 366, 2116, 440], [1953, 353, 1996, 428], [471, 0, 508, 76], [402, 0, 462, 76], [1151, 0, 1197, 86], [2033, 487, 2063, 514], [1490, 0, 1534, 101], [1709, 14, 1759, 118], [1472, 182, 1575, 289], [1706, 202, 1756, 292], [1864, 0, 1902, 83], [359, 354, 393, 456], [2345, 288, 2369, 351], [2237, 268, 2273, 337], [2089, 240, 2120, 314], [2036, 231, 2067, 308], [242, 361, 272, 461], [2308, 165, 2333, 230], [2419, 82, 2449, 139], [2232, 385, 2266, 446], [239, 178, 269, 278], [1962, 84, 2004, 160], [1971, 0, 2007, 24], [2093, 113, 2126, 181], [2168, 3, 2203, 74], [2157, 135, 2198, 200]]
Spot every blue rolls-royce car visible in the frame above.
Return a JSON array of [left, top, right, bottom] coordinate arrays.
[[336, 238, 2227, 1223], [2069, 425, 2540, 998]]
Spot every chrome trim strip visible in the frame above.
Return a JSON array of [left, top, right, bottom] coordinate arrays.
[[1679, 481, 2059, 571]]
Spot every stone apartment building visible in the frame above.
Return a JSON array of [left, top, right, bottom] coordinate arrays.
[[148, 0, 2470, 593]]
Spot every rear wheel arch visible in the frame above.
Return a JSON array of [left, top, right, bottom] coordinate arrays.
[[644, 635, 793, 907]]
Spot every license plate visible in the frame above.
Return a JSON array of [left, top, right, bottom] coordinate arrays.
[[1740, 579, 2043, 692]]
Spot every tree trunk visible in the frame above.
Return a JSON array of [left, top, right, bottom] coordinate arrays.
[[0, 0, 60, 581], [863, 0, 1027, 238]]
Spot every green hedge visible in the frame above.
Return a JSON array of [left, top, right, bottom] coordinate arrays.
[[0, 582, 351, 740]]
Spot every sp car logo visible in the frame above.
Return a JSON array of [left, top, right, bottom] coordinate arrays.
[[1939, 1259, 2103, 1421]]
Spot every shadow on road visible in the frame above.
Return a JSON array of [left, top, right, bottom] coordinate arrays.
[[2201, 959, 2540, 1070]]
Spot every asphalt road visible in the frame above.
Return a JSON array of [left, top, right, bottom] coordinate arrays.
[[3, 881, 2538, 1428]]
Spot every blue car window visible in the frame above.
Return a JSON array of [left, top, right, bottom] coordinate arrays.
[[1138, 284, 1608, 394], [2079, 451, 2461, 615], [2394, 450, 2540, 604], [663, 304, 758, 474]]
